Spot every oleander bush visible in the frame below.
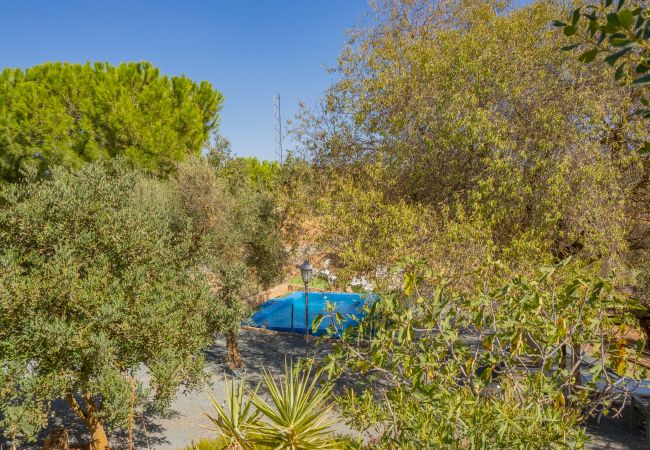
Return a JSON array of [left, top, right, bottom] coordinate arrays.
[[317, 261, 644, 448]]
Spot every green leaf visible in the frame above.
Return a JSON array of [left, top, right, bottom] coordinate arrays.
[[588, 19, 598, 36], [610, 37, 635, 47], [403, 272, 416, 296], [311, 314, 324, 333], [605, 13, 621, 33], [610, 32, 628, 39], [579, 48, 599, 64], [571, 8, 581, 26], [563, 25, 577, 36], [632, 74, 650, 86], [635, 62, 649, 74], [615, 63, 627, 81], [561, 43, 581, 51], [604, 47, 631, 65], [639, 142, 650, 155], [552, 20, 567, 28], [617, 9, 634, 28]]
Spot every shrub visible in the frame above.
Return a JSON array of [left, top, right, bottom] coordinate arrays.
[[319, 261, 644, 448], [204, 363, 342, 450]]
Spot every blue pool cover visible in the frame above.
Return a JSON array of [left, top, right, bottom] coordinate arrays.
[[249, 291, 373, 336]]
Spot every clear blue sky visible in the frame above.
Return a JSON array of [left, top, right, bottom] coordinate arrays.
[[0, 0, 531, 161]]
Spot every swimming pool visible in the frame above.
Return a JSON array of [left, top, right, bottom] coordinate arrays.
[[249, 291, 372, 336]]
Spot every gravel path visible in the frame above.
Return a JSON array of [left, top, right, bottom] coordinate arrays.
[[140, 330, 343, 449], [2, 329, 647, 449]]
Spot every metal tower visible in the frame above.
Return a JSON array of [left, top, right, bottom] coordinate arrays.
[[274, 94, 283, 163]]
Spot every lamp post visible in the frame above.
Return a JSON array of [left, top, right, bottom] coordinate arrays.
[[299, 260, 313, 342]]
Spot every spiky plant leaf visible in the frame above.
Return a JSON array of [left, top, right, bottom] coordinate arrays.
[[249, 363, 342, 450], [204, 376, 260, 450]]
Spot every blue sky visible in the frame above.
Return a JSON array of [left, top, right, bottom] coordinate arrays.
[[0, 1, 531, 161]]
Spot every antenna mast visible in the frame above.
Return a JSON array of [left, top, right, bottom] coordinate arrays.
[[274, 94, 283, 163]]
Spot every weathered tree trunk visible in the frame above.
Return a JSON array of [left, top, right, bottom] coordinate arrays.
[[87, 420, 109, 450], [66, 392, 110, 450], [43, 427, 69, 450], [83, 393, 109, 450], [226, 331, 243, 369]]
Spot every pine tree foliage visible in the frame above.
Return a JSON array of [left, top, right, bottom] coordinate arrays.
[[0, 62, 223, 182]]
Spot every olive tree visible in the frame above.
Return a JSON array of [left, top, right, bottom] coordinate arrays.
[[0, 162, 224, 448], [173, 156, 288, 369]]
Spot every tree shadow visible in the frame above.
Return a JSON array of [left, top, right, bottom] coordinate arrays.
[[205, 331, 331, 381], [584, 412, 647, 450], [1, 330, 341, 449], [0, 397, 171, 450]]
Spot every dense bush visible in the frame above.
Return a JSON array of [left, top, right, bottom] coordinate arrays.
[[294, 0, 647, 293], [318, 262, 644, 448]]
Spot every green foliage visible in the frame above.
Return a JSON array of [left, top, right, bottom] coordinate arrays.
[[184, 437, 237, 450], [0, 62, 223, 182], [171, 155, 287, 369], [288, 274, 329, 290], [205, 376, 259, 449], [208, 141, 317, 272], [319, 262, 643, 448], [554, 0, 650, 153], [318, 168, 432, 286], [220, 157, 282, 193], [173, 155, 285, 322], [294, 0, 646, 289], [212, 265, 250, 343], [204, 363, 342, 450], [213, 154, 311, 290], [0, 154, 290, 445], [0, 161, 223, 445]]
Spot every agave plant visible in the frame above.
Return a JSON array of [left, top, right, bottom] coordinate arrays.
[[204, 375, 260, 450], [249, 363, 341, 450]]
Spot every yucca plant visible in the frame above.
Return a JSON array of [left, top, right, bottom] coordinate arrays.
[[204, 376, 260, 450], [249, 363, 342, 450]]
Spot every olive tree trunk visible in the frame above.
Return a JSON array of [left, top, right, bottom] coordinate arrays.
[[226, 331, 243, 369], [66, 393, 110, 450]]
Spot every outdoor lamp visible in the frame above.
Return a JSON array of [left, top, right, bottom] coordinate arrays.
[[299, 260, 313, 343], [299, 260, 313, 285]]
